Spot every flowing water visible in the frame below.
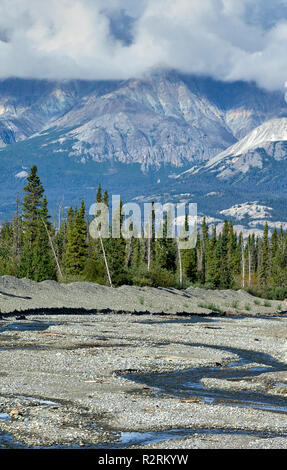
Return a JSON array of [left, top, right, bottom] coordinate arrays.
[[1, 318, 287, 448], [126, 342, 287, 414]]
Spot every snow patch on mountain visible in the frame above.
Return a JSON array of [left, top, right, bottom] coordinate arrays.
[[216, 223, 264, 239], [205, 118, 287, 170], [220, 202, 273, 221], [248, 220, 287, 231]]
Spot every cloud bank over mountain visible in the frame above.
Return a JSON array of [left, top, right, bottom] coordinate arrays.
[[1, 0, 287, 91]]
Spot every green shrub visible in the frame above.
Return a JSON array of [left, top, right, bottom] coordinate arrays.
[[82, 259, 107, 284], [266, 287, 287, 301], [198, 302, 223, 314], [149, 268, 177, 288]]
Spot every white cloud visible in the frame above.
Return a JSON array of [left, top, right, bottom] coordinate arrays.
[[0, 0, 287, 90]]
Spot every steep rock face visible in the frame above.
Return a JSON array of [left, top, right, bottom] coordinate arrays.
[[51, 73, 287, 170], [184, 118, 287, 182], [0, 71, 287, 222], [0, 72, 286, 171], [0, 79, 112, 146], [52, 73, 237, 170]]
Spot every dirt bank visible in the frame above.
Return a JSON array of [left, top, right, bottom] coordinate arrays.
[[0, 275, 284, 317]]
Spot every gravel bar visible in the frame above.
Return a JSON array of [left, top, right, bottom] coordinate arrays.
[[0, 276, 287, 449]]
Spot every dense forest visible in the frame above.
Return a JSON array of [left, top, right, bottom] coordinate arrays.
[[0, 166, 286, 300]]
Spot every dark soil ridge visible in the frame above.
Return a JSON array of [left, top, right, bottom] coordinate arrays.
[[0, 306, 287, 320]]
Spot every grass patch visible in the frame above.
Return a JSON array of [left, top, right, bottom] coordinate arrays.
[[245, 303, 251, 311], [139, 296, 145, 306], [231, 300, 239, 309], [264, 300, 272, 307], [198, 302, 223, 314], [254, 299, 261, 306]]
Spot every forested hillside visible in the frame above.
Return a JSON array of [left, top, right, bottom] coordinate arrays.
[[0, 166, 286, 301]]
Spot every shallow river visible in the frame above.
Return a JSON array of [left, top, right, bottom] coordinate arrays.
[[127, 342, 287, 414], [1, 319, 287, 448]]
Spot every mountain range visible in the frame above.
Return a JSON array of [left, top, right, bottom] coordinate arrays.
[[0, 70, 287, 233]]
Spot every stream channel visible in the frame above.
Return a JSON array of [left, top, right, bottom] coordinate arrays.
[[1, 319, 287, 448]]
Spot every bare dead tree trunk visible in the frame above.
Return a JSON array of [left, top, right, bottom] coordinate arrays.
[[99, 233, 113, 288], [86, 214, 92, 259], [13, 193, 20, 259], [126, 237, 133, 268], [248, 246, 252, 287], [147, 220, 152, 272], [58, 200, 64, 232], [147, 235, 151, 272], [177, 239, 183, 288], [242, 244, 245, 289], [41, 217, 63, 280]]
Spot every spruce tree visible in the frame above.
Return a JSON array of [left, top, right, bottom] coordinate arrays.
[[31, 197, 57, 281], [22, 165, 44, 241], [154, 212, 177, 272], [105, 199, 128, 286], [198, 217, 209, 284], [180, 213, 197, 284], [19, 166, 56, 281], [64, 201, 88, 276], [205, 225, 217, 287], [220, 220, 232, 288]]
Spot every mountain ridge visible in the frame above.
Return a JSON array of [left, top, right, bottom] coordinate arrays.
[[0, 71, 287, 226]]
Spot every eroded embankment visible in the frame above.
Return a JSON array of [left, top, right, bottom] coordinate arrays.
[[0, 275, 285, 318]]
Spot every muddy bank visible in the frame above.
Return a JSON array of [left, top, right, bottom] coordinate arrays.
[[1, 312, 287, 449]]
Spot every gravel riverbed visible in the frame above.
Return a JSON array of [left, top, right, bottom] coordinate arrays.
[[1, 277, 287, 449]]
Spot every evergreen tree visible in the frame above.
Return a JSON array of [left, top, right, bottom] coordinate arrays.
[[105, 199, 128, 285], [198, 217, 209, 284], [220, 220, 232, 288], [205, 225, 217, 287], [19, 166, 56, 281], [180, 214, 197, 284], [154, 212, 177, 272], [22, 165, 44, 241], [64, 201, 88, 276], [30, 197, 57, 281], [212, 233, 223, 288]]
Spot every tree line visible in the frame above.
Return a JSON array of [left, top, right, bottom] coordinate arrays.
[[0, 165, 286, 300]]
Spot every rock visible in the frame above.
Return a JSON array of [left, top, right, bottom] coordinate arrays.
[[16, 315, 26, 320], [10, 408, 22, 418]]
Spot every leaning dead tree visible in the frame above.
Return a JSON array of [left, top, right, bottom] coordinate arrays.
[[242, 242, 245, 288], [177, 238, 183, 288], [99, 234, 113, 288], [41, 217, 63, 280], [89, 204, 113, 288]]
